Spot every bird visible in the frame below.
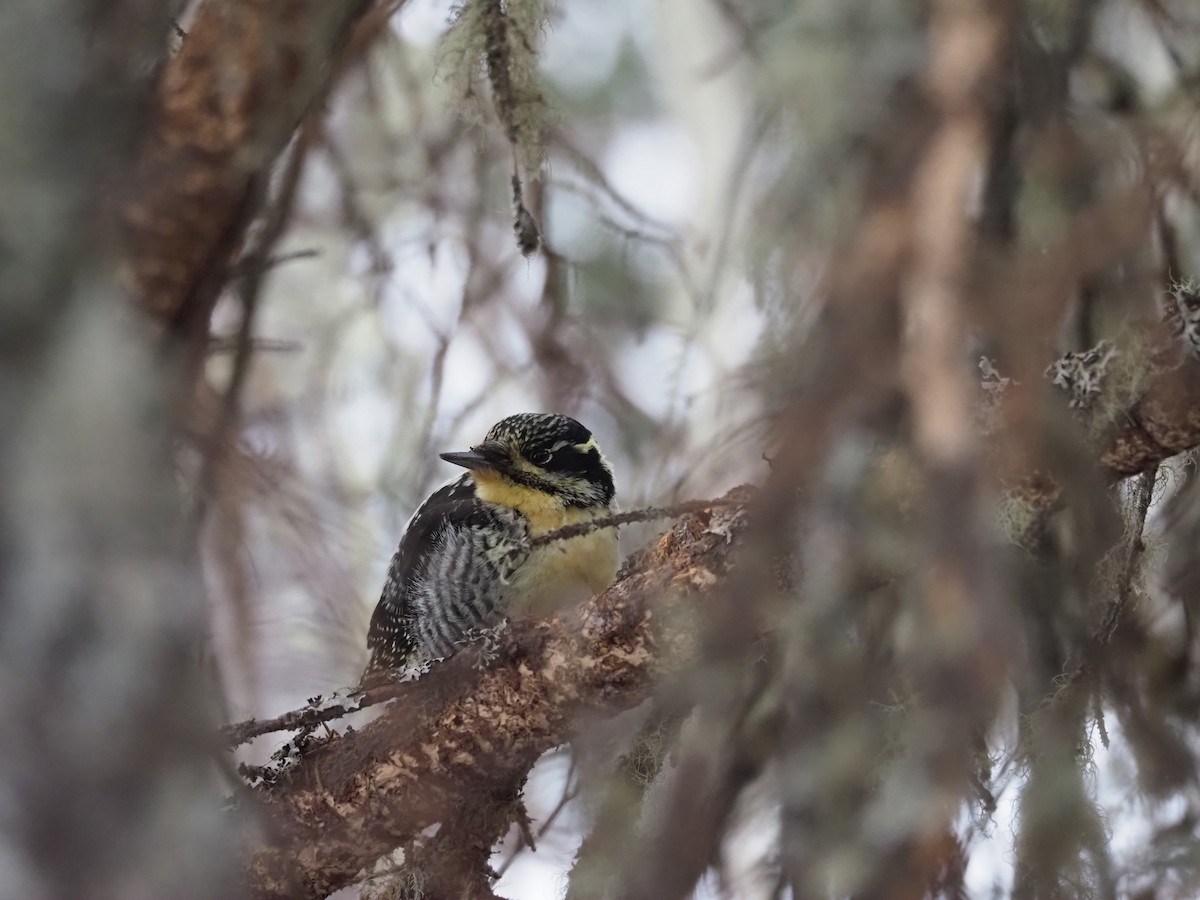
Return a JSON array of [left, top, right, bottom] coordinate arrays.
[[364, 413, 619, 675]]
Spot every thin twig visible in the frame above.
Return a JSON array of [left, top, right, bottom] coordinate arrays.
[[528, 497, 743, 549], [495, 757, 579, 878], [222, 667, 450, 748], [207, 336, 303, 356], [223, 689, 368, 747], [229, 248, 321, 278]]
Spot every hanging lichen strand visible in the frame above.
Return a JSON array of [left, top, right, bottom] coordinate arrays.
[[441, 0, 550, 255]]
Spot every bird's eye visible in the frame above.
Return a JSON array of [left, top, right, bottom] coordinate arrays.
[[529, 449, 552, 466]]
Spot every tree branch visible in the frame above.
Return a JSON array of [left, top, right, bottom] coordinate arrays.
[[528, 497, 743, 548]]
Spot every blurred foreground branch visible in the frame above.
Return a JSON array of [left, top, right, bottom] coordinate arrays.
[[118, 0, 377, 351], [0, 2, 239, 895]]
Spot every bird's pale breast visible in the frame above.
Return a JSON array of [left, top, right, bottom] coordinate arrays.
[[508, 505, 618, 616]]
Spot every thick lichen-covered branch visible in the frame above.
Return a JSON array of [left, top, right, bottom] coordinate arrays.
[[241, 488, 752, 900]]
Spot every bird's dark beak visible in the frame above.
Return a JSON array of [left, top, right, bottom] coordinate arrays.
[[439, 441, 510, 472]]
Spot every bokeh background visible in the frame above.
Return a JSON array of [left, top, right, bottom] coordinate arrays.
[[10, 0, 1200, 897]]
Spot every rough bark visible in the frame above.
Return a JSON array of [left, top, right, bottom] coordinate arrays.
[[241, 489, 752, 900]]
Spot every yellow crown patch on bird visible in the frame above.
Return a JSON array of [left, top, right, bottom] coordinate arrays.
[[364, 413, 618, 675]]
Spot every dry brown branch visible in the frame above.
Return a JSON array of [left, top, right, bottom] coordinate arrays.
[[240, 488, 752, 900], [227, 685, 374, 749], [870, 1, 1015, 894]]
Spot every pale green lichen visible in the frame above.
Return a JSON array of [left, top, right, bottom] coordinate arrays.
[[977, 355, 1014, 434], [1168, 275, 1200, 297], [1044, 330, 1155, 441], [439, 0, 552, 178], [997, 492, 1045, 552], [1084, 331, 1154, 440], [619, 711, 680, 789]]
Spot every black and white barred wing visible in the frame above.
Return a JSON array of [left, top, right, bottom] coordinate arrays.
[[365, 475, 477, 673], [365, 475, 530, 672], [406, 499, 530, 660]]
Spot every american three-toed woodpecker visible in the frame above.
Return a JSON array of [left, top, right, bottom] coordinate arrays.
[[364, 413, 618, 674]]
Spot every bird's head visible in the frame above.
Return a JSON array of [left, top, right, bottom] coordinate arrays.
[[440, 413, 615, 511]]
